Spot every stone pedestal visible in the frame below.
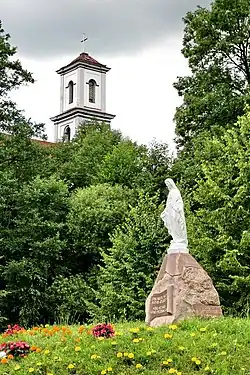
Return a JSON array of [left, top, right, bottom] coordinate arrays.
[[145, 253, 222, 327]]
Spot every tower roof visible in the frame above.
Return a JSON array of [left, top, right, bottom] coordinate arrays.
[[56, 52, 110, 74]]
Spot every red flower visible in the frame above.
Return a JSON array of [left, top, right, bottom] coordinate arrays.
[[4, 324, 24, 336], [92, 323, 115, 338], [0, 341, 30, 357]]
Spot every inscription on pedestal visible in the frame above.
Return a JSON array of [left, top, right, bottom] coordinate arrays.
[[194, 304, 222, 317], [149, 289, 172, 320]]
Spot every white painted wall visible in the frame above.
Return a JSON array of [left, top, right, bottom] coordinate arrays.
[[55, 116, 86, 142], [62, 71, 78, 112], [60, 68, 107, 113], [59, 119, 75, 141], [84, 69, 101, 110], [55, 62, 110, 142]]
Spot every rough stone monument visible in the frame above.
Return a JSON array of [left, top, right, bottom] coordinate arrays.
[[145, 178, 222, 327]]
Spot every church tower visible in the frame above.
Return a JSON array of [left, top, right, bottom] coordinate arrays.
[[51, 45, 115, 142]]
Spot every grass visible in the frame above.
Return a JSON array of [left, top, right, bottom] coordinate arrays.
[[0, 317, 249, 374]]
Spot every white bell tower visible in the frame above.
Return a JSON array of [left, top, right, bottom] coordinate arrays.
[[51, 40, 115, 142]]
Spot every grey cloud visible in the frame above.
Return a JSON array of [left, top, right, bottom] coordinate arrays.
[[0, 0, 210, 59]]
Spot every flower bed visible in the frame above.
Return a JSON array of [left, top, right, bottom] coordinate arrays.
[[0, 318, 249, 374]]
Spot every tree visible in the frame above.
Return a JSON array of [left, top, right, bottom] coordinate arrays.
[[174, 0, 250, 148], [186, 109, 250, 315], [67, 183, 134, 277], [0, 21, 44, 137], [95, 193, 168, 322], [54, 122, 122, 189], [0, 176, 69, 325], [98, 140, 148, 189]]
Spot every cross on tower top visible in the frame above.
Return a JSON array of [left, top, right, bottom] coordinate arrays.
[[81, 34, 88, 53]]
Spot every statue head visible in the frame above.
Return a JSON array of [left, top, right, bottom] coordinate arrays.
[[164, 178, 177, 191]]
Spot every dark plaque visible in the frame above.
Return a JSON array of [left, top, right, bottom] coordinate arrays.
[[149, 288, 173, 321]]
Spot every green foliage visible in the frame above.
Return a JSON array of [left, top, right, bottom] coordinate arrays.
[[186, 110, 250, 315], [0, 177, 69, 325], [46, 275, 95, 324], [55, 122, 122, 188], [174, 0, 250, 147], [67, 183, 133, 276], [98, 140, 148, 188], [96, 193, 168, 322], [0, 21, 45, 137]]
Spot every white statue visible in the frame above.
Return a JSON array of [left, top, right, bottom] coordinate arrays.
[[161, 178, 188, 254]]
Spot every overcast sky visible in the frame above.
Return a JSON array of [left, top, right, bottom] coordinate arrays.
[[1, 0, 211, 149]]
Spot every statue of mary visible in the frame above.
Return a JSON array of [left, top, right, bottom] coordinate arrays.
[[160, 178, 188, 254]]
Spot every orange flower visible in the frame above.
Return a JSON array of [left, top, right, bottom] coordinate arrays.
[[36, 348, 42, 353], [1, 358, 8, 364], [53, 326, 60, 332], [75, 338, 81, 343], [7, 354, 14, 360], [78, 326, 85, 334], [31, 346, 37, 352]]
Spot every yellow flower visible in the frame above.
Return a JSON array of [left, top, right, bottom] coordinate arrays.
[[91, 354, 98, 359], [111, 341, 117, 345], [139, 338, 143, 341], [146, 327, 154, 331], [191, 356, 201, 365], [129, 327, 140, 333], [205, 366, 210, 371], [162, 361, 169, 365], [169, 324, 178, 330], [107, 368, 113, 372], [44, 349, 50, 355], [146, 351, 152, 356], [168, 369, 177, 374], [128, 353, 134, 359], [75, 346, 81, 352], [14, 365, 21, 370], [117, 352, 123, 358], [136, 364, 143, 369], [28, 369, 35, 373], [164, 333, 173, 339], [190, 332, 196, 337], [133, 338, 140, 343], [115, 331, 123, 336], [177, 372, 182, 375], [101, 371, 106, 375], [178, 346, 185, 351], [221, 351, 227, 356], [124, 352, 128, 357], [167, 358, 173, 363], [200, 327, 207, 332], [67, 364, 75, 369], [98, 337, 104, 341], [36, 362, 42, 366]]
